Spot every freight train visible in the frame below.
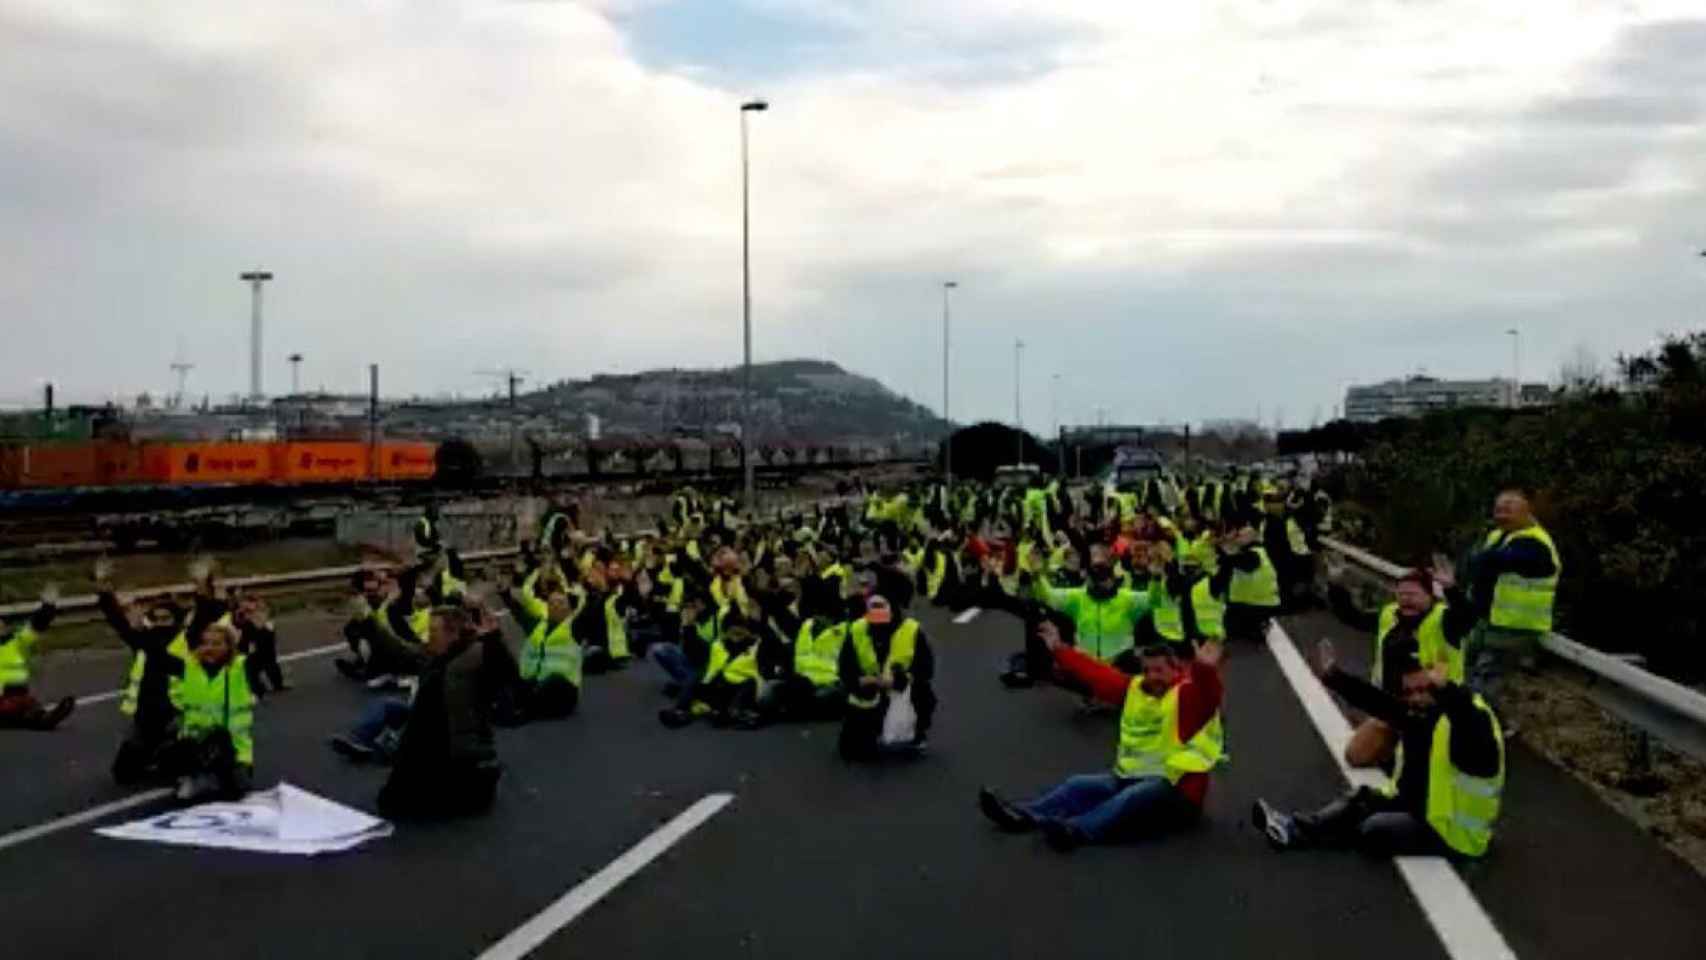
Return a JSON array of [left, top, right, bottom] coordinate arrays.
[[0, 439, 438, 491]]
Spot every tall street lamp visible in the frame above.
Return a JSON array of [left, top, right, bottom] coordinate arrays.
[[1013, 338, 1025, 465], [1505, 328, 1520, 408], [942, 280, 957, 486], [240, 269, 273, 403], [740, 99, 768, 509]]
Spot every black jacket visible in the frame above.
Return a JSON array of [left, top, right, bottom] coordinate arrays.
[[1324, 668, 1500, 813]]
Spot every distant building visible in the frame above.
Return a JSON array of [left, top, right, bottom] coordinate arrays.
[[1344, 376, 1550, 422]]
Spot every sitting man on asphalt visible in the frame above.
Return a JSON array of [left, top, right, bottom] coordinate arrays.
[[979, 623, 1226, 851], [837, 571, 936, 761], [0, 586, 74, 731], [1252, 638, 1504, 858]]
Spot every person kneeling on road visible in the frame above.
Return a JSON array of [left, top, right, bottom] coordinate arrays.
[[167, 621, 255, 803], [837, 574, 936, 761], [0, 587, 75, 731], [1252, 638, 1504, 858], [979, 625, 1226, 851], [374, 604, 508, 819]]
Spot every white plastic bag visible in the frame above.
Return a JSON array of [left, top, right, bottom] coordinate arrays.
[[879, 686, 918, 746]]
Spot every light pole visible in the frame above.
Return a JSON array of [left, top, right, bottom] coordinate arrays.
[[1505, 328, 1520, 408], [1013, 338, 1025, 465], [740, 99, 768, 509], [942, 280, 957, 485], [240, 269, 273, 403], [288, 353, 303, 395]]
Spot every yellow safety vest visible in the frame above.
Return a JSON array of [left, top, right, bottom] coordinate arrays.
[[1113, 681, 1226, 782], [604, 593, 630, 659], [522, 617, 582, 686], [1374, 603, 1461, 688], [793, 619, 847, 689], [1152, 579, 1224, 643], [1382, 694, 1505, 857], [1227, 547, 1281, 608], [0, 625, 38, 688], [1483, 525, 1560, 632], [177, 655, 255, 766], [847, 619, 919, 710]]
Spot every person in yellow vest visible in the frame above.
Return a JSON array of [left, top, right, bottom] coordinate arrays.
[[413, 503, 443, 562], [1326, 562, 1478, 768], [496, 565, 582, 721], [836, 573, 936, 761], [1258, 485, 1313, 610], [980, 627, 1226, 851], [754, 574, 850, 722], [1219, 523, 1282, 642], [1463, 487, 1560, 725], [0, 588, 74, 730], [1006, 542, 1152, 689], [99, 563, 225, 784], [1254, 639, 1504, 858], [1146, 539, 1232, 649], [166, 620, 254, 803], [659, 610, 766, 729]]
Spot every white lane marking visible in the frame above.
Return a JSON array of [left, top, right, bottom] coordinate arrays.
[[953, 607, 982, 625], [74, 642, 348, 706], [0, 788, 172, 854], [476, 793, 735, 960], [1265, 622, 1517, 960]]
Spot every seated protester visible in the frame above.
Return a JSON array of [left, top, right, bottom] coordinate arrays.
[[1006, 542, 1152, 688], [335, 567, 400, 683], [100, 565, 224, 784], [232, 593, 287, 697], [167, 621, 255, 803], [1253, 639, 1503, 858], [0, 587, 74, 731], [1327, 561, 1477, 769], [496, 565, 582, 722], [836, 572, 936, 761], [980, 627, 1226, 851], [651, 589, 716, 698], [580, 558, 640, 673], [659, 610, 766, 729], [374, 604, 508, 820], [917, 534, 957, 607], [1146, 540, 1233, 650], [755, 575, 849, 723], [1220, 523, 1282, 642], [362, 562, 439, 691]]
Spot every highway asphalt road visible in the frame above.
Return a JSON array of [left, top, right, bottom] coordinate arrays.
[[2, 602, 1703, 959]]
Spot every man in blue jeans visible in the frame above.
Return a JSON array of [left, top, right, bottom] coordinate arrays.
[[979, 624, 1226, 851]]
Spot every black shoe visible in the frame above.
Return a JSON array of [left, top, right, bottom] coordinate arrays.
[[999, 670, 1034, 689], [334, 658, 367, 681], [732, 710, 766, 731], [978, 788, 1035, 833], [658, 708, 693, 729], [39, 697, 75, 730], [1252, 799, 1297, 850], [662, 682, 682, 699], [1040, 818, 1084, 853], [330, 735, 377, 763]]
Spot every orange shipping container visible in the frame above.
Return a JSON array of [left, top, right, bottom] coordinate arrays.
[[377, 442, 437, 481], [95, 442, 147, 486], [14, 443, 100, 487], [143, 443, 273, 485], [272, 442, 370, 483]]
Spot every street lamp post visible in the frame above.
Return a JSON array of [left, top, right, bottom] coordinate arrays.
[[1013, 338, 1025, 465], [1505, 328, 1520, 408], [740, 99, 768, 510], [942, 280, 957, 486], [288, 353, 304, 395]]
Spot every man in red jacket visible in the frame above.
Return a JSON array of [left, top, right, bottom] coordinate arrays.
[[979, 623, 1226, 851]]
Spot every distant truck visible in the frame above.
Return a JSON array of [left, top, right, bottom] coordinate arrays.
[[1107, 446, 1166, 489], [992, 463, 1042, 489]]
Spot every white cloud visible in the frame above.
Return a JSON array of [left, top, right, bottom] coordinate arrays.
[[1, 0, 1703, 429]]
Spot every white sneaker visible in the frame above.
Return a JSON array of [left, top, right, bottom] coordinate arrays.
[[365, 674, 397, 691]]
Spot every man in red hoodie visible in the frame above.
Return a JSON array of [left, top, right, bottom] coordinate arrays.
[[979, 622, 1226, 851]]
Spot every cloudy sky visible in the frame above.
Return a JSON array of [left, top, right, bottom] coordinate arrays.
[[3, 0, 1704, 430]]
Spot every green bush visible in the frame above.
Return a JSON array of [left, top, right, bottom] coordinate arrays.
[[1338, 333, 1706, 681]]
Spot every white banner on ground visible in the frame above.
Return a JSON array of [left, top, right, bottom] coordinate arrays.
[[96, 783, 392, 855]]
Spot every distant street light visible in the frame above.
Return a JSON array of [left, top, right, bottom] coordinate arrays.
[[288, 353, 304, 396], [942, 280, 957, 486], [1506, 328, 1520, 408], [1013, 338, 1025, 465], [740, 98, 768, 509]]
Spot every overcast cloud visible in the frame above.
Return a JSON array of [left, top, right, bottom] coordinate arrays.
[[3, 0, 1704, 430]]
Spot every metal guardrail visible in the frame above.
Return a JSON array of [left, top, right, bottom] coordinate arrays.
[[0, 496, 846, 620], [1321, 535, 1706, 765]]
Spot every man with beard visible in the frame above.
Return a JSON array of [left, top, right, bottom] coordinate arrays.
[[1002, 542, 1153, 688]]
